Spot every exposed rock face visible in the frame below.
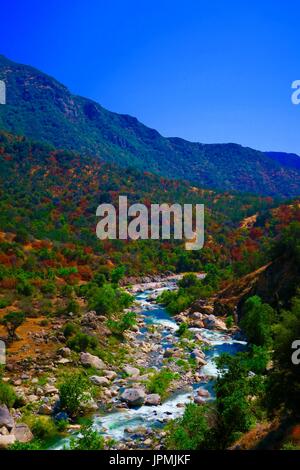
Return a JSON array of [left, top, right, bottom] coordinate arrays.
[[214, 254, 300, 319], [80, 352, 105, 370], [121, 388, 145, 407]]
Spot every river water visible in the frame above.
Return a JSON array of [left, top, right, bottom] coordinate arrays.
[[54, 281, 246, 449]]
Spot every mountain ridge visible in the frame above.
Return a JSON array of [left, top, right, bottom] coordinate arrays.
[[0, 53, 300, 198]]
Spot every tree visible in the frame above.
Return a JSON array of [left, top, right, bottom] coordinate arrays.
[[241, 296, 275, 347], [111, 266, 126, 285], [167, 403, 212, 450], [0, 312, 25, 342]]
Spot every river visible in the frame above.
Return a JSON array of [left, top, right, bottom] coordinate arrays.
[[54, 279, 247, 449]]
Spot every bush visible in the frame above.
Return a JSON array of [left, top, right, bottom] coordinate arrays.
[[59, 373, 91, 417], [107, 311, 136, 336], [147, 369, 177, 400], [9, 440, 43, 450], [167, 403, 211, 450], [67, 332, 98, 352], [225, 315, 234, 329], [17, 281, 34, 296], [0, 380, 17, 407], [65, 299, 80, 314], [28, 416, 58, 440], [0, 298, 10, 309], [67, 423, 104, 450], [178, 274, 198, 288], [63, 322, 77, 338]]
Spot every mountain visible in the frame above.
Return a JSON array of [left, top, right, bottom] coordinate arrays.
[[265, 151, 300, 171], [0, 54, 300, 198]]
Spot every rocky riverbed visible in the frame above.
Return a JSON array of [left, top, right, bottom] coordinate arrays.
[[52, 277, 247, 450]]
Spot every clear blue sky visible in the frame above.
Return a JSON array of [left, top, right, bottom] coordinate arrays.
[[1, 0, 300, 153]]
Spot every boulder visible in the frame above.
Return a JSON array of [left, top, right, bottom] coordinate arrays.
[[14, 423, 33, 443], [80, 352, 105, 370], [0, 406, 14, 431], [103, 370, 117, 380], [0, 434, 15, 449], [203, 314, 227, 331], [38, 404, 53, 415], [44, 384, 59, 395], [145, 394, 161, 406], [58, 347, 71, 358], [194, 396, 206, 405], [89, 375, 110, 387], [197, 389, 210, 398], [123, 365, 140, 377], [121, 388, 145, 407]]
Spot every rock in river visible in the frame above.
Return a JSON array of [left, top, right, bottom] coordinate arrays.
[[145, 394, 161, 406], [121, 388, 145, 407]]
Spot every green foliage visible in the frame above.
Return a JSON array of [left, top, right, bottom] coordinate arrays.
[[225, 315, 234, 329], [67, 423, 104, 450], [214, 352, 265, 447], [107, 311, 136, 337], [177, 322, 189, 337], [111, 266, 126, 285], [266, 293, 300, 414], [147, 369, 177, 400], [88, 284, 133, 316], [241, 296, 276, 347], [0, 379, 17, 407], [59, 373, 91, 417], [67, 332, 98, 353], [27, 416, 58, 440], [63, 322, 78, 338], [167, 403, 212, 450], [178, 274, 198, 288], [0, 311, 25, 341], [0, 298, 11, 309], [9, 440, 43, 450]]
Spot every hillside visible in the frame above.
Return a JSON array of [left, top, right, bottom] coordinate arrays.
[[0, 54, 300, 198]]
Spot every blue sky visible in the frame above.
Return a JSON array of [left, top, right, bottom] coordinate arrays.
[[1, 0, 300, 153]]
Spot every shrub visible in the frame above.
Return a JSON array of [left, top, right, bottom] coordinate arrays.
[[0, 380, 17, 407], [107, 311, 136, 336], [0, 298, 10, 309], [67, 423, 104, 450], [225, 315, 234, 329], [59, 373, 90, 417], [28, 416, 58, 440], [63, 322, 77, 338], [67, 332, 98, 352], [147, 369, 177, 400], [65, 299, 80, 314], [167, 403, 211, 450]]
